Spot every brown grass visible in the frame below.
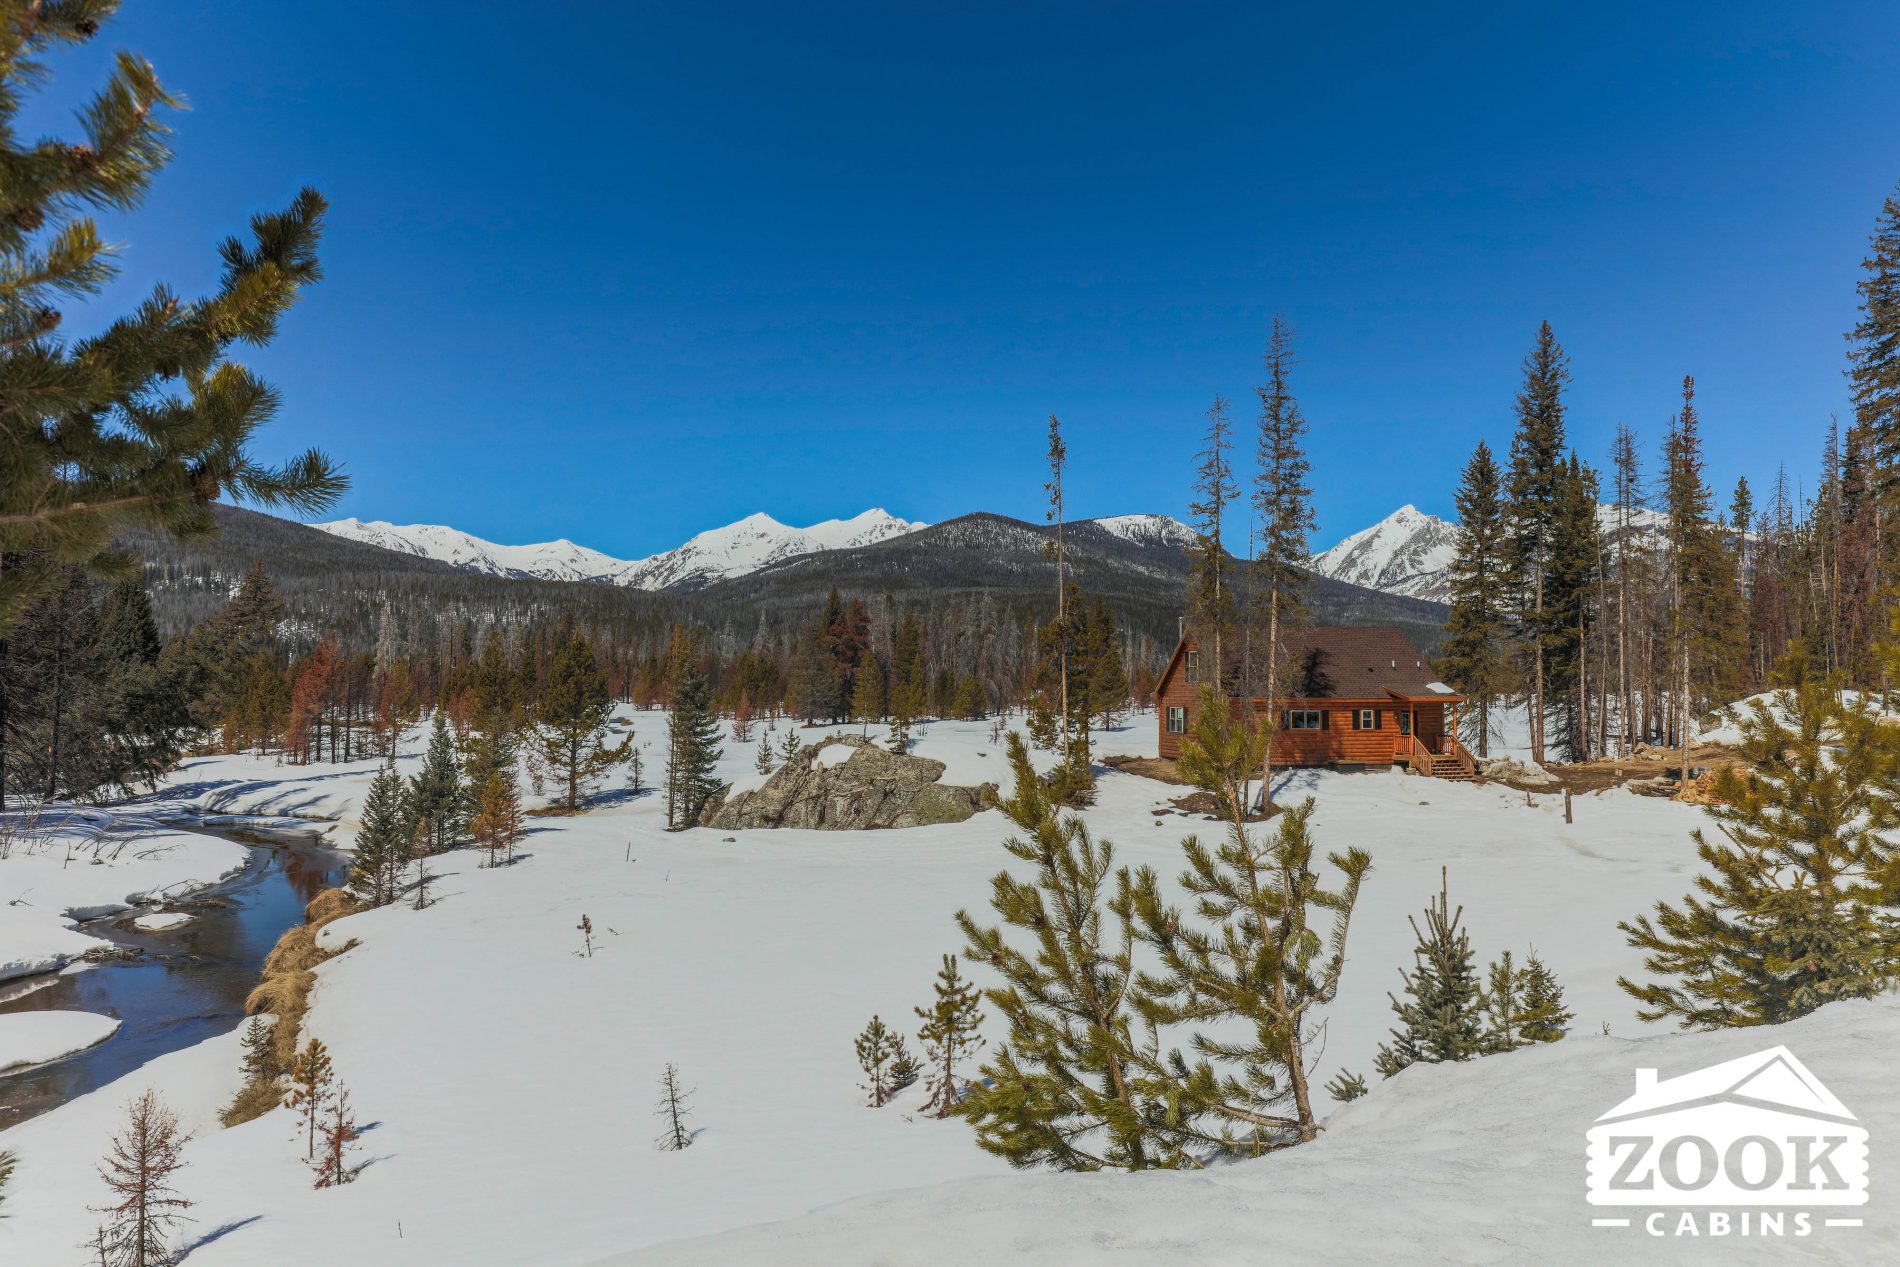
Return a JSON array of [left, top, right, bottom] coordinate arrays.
[[222, 885, 360, 1127]]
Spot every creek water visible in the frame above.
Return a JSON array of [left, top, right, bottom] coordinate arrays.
[[0, 826, 348, 1129]]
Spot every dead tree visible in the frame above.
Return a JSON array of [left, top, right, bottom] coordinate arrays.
[[654, 1063, 696, 1151], [92, 1090, 192, 1267], [311, 1086, 362, 1188]]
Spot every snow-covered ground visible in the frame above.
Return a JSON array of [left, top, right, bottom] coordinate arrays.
[[0, 1011, 120, 1074], [0, 708, 1806, 1265], [0, 807, 253, 981]]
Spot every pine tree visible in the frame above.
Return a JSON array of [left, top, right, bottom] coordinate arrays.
[[93, 578, 188, 793], [1251, 314, 1315, 801], [1848, 180, 1900, 515], [1186, 394, 1237, 685], [284, 1037, 335, 1160], [915, 954, 985, 1118], [1129, 691, 1370, 1153], [408, 711, 465, 853], [955, 734, 1151, 1169], [653, 1063, 696, 1151], [1619, 681, 1900, 1027], [778, 728, 803, 764], [1546, 455, 1602, 762], [1503, 322, 1571, 764], [533, 626, 628, 810], [349, 760, 413, 908], [0, 1146, 14, 1216], [855, 1015, 901, 1108], [1375, 871, 1486, 1076], [92, 1090, 192, 1267], [890, 1034, 921, 1093], [1440, 441, 1514, 756], [1325, 1070, 1368, 1103], [851, 654, 885, 736], [754, 731, 775, 776], [664, 663, 724, 829], [1517, 952, 1574, 1044], [310, 1086, 360, 1189], [0, 9, 344, 637], [469, 765, 524, 868], [239, 1016, 276, 1082], [1663, 377, 1745, 766]]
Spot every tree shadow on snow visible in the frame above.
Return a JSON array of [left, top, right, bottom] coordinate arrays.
[[177, 1215, 264, 1259]]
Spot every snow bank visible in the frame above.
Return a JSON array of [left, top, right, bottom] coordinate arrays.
[[130, 912, 193, 933], [0, 808, 251, 982], [0, 1010, 119, 1074], [630, 998, 1900, 1266]]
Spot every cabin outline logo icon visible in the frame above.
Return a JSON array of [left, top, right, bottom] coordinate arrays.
[[1585, 1045, 1868, 1232]]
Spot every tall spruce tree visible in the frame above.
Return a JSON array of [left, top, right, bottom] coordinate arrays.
[[0, 6, 345, 636], [348, 760, 412, 908], [408, 712, 464, 854], [1619, 682, 1900, 1027], [1439, 441, 1513, 756], [1503, 322, 1570, 765], [1186, 394, 1237, 685], [664, 663, 724, 830], [533, 626, 627, 810], [1546, 455, 1602, 762], [1251, 314, 1314, 803], [1848, 180, 1900, 522]]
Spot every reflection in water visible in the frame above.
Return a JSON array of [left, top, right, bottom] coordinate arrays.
[[0, 832, 348, 1128]]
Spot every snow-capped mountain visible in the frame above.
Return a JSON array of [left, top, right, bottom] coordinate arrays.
[[1084, 513, 1198, 549], [313, 509, 927, 592], [1308, 504, 1461, 602], [1309, 502, 1682, 603]]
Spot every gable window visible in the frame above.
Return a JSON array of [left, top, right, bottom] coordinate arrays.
[[1286, 709, 1323, 730], [1185, 650, 1201, 685], [1354, 708, 1379, 730], [1166, 706, 1187, 734]]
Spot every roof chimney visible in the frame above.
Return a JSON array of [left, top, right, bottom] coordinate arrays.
[[1635, 1068, 1657, 1093]]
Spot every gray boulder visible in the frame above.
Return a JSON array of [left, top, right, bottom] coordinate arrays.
[[699, 734, 996, 830]]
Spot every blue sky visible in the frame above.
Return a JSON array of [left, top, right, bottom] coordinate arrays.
[[38, 2, 1900, 555]]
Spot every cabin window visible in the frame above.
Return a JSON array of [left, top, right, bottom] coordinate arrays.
[[1166, 706, 1187, 734], [1398, 711, 1412, 736], [1287, 709, 1323, 731], [1185, 651, 1201, 685], [1354, 708, 1378, 730]]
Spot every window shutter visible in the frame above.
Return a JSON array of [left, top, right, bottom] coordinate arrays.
[[1281, 710, 1289, 729], [1321, 709, 1330, 730]]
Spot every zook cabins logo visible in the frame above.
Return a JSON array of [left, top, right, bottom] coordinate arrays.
[[1585, 1046, 1868, 1238]]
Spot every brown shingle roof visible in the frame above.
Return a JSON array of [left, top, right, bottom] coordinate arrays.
[[1276, 626, 1450, 699]]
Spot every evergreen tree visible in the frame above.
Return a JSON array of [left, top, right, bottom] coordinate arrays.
[[1546, 455, 1602, 762], [92, 1090, 192, 1267], [1325, 1070, 1368, 1103], [663, 663, 725, 829], [851, 654, 885, 736], [1619, 682, 1900, 1027], [310, 1086, 360, 1189], [284, 1037, 334, 1160], [238, 1017, 275, 1082], [1848, 180, 1900, 511], [533, 626, 627, 810], [955, 734, 1151, 1169], [1440, 441, 1514, 756], [93, 578, 188, 792], [1503, 322, 1570, 764], [469, 766, 524, 868], [1517, 952, 1574, 1044], [1375, 871, 1486, 1076], [1186, 394, 1237, 684], [0, 1146, 12, 1216], [348, 760, 412, 908], [408, 712, 465, 853], [914, 953, 985, 1118], [2, 567, 107, 802], [889, 1033, 921, 1093], [0, 8, 344, 636], [1129, 693, 1370, 1152], [855, 1015, 901, 1108], [1251, 313, 1314, 800], [754, 731, 775, 776]]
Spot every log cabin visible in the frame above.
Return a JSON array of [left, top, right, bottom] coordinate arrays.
[[1154, 626, 1475, 779]]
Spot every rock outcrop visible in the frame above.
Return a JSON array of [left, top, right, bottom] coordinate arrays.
[[699, 735, 995, 830]]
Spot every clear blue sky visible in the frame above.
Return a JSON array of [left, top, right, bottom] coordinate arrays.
[[40, 2, 1900, 555]]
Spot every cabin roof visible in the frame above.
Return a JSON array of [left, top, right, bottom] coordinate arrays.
[[1159, 625, 1459, 701]]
